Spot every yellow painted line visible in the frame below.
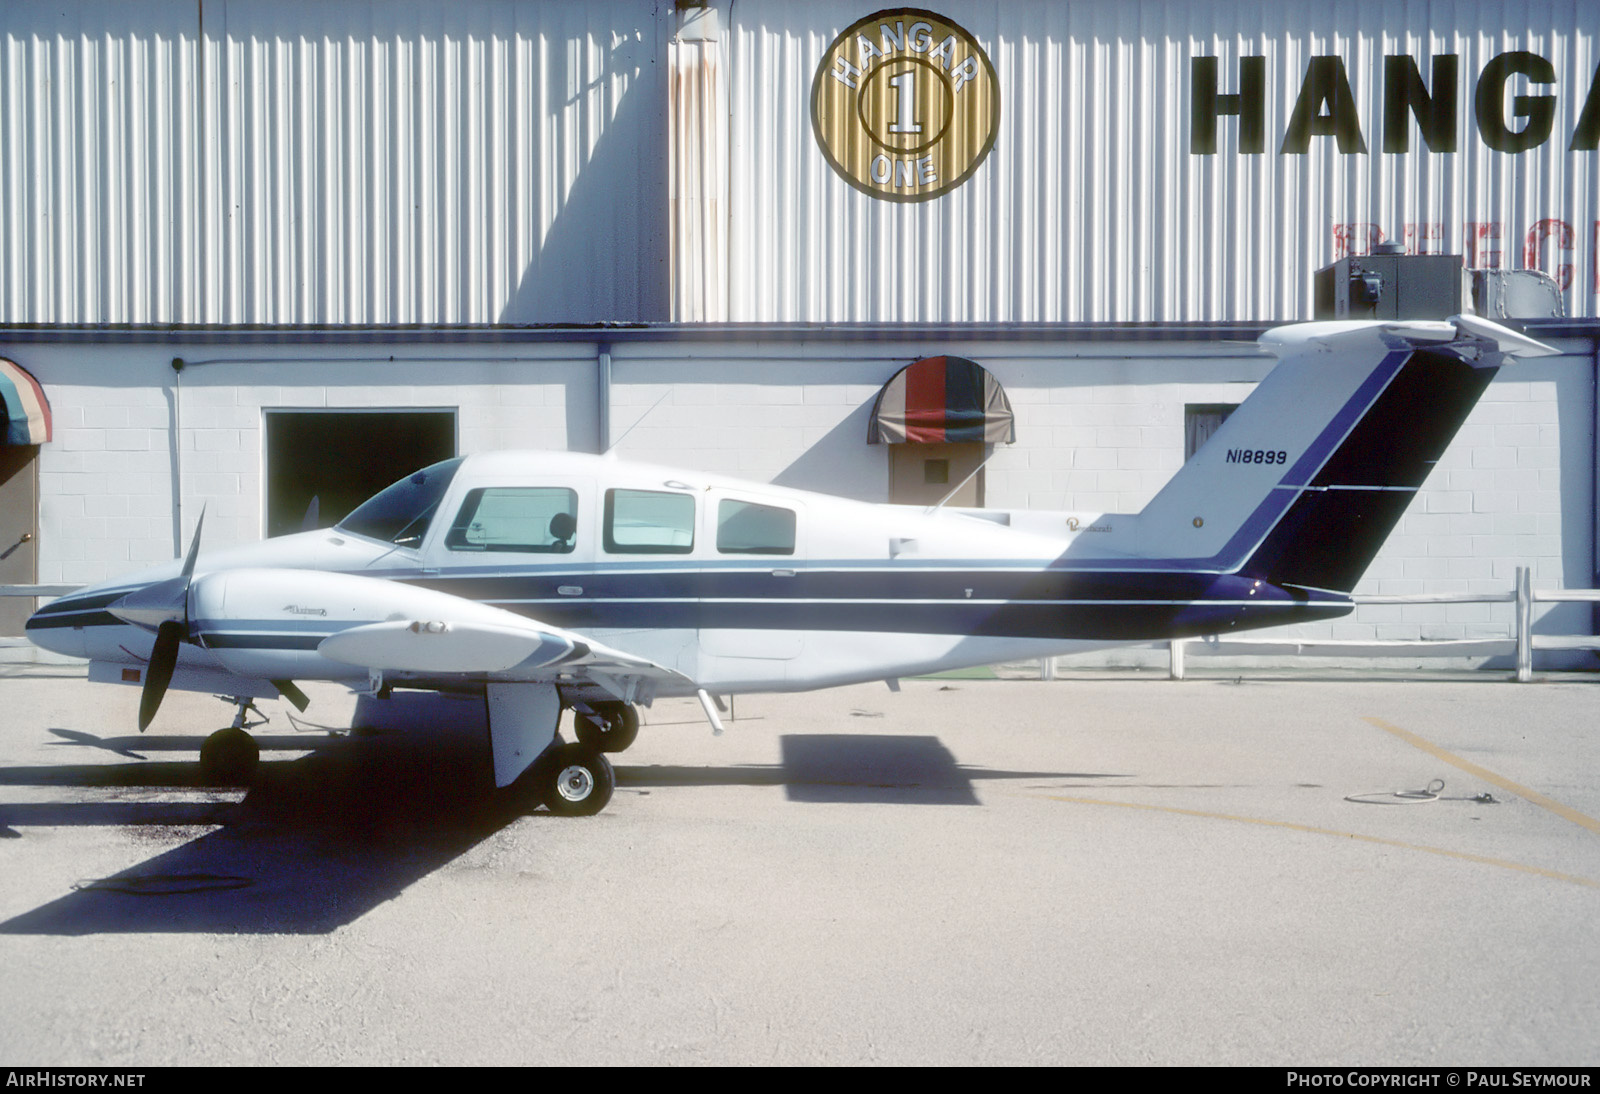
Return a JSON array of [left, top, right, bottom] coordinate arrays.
[[1363, 716, 1600, 837], [1027, 792, 1600, 889]]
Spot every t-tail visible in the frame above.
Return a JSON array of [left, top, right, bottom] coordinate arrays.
[[1107, 315, 1559, 596]]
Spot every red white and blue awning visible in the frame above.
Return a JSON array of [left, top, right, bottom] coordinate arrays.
[[868, 356, 1014, 445], [0, 358, 51, 445]]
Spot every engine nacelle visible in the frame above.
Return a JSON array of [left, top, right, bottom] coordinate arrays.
[[189, 568, 566, 681]]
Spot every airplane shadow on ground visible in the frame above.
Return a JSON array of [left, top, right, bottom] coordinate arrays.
[[0, 726, 1117, 936]]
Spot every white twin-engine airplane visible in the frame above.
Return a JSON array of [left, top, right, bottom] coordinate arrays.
[[26, 316, 1557, 815]]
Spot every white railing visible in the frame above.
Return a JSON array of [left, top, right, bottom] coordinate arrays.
[[5, 570, 1598, 681], [1163, 567, 1598, 683]]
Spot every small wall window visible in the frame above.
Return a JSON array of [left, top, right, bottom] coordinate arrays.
[[717, 499, 796, 555], [605, 489, 695, 554], [1185, 404, 1238, 460], [446, 487, 577, 553]]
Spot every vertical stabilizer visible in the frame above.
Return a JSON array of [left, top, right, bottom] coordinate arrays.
[[1119, 317, 1556, 592]]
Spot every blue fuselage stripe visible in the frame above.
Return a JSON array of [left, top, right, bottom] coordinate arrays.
[[27, 565, 1352, 647]]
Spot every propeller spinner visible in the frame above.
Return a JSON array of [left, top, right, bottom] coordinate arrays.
[[107, 510, 206, 731]]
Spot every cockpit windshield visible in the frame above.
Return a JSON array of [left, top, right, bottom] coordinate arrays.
[[336, 458, 464, 547]]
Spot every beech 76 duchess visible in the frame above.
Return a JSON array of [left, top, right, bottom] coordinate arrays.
[[25, 315, 1557, 816]]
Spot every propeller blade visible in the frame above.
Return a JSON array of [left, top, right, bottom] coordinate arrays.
[[107, 509, 209, 732], [110, 507, 207, 629], [139, 620, 185, 732], [180, 508, 206, 580]]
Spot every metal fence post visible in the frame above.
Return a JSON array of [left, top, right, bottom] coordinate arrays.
[[1515, 566, 1533, 682]]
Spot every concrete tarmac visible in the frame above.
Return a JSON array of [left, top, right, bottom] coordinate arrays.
[[1, 663, 1598, 1066]]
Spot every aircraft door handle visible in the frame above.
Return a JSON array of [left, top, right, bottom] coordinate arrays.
[[771, 569, 796, 578]]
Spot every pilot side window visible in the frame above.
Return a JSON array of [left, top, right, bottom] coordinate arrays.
[[604, 489, 694, 554], [716, 499, 796, 555], [445, 487, 578, 553]]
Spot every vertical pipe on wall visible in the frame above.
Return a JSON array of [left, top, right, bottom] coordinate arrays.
[[1593, 339, 1600, 641], [597, 342, 612, 454], [169, 357, 186, 555]]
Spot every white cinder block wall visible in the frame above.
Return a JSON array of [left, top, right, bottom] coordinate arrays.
[[9, 332, 1595, 659], [24, 342, 598, 584]]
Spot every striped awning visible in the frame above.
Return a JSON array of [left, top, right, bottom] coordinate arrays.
[[0, 359, 51, 445], [868, 356, 1014, 445]]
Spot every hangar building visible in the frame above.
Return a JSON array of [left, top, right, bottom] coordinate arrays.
[[2, 0, 1597, 664]]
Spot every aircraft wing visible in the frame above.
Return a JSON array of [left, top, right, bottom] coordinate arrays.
[[165, 566, 694, 706], [304, 579, 717, 761], [317, 612, 694, 702]]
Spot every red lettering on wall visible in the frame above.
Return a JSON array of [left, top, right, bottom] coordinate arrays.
[[1332, 223, 1385, 258], [1523, 219, 1575, 290], [1326, 217, 1598, 310], [1465, 221, 1504, 267]]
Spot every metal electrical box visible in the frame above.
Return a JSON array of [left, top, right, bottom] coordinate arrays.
[[1314, 254, 1472, 320]]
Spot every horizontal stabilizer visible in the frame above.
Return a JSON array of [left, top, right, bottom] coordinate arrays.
[[1450, 314, 1560, 358]]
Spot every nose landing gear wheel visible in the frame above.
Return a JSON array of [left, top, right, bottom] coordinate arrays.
[[571, 701, 640, 753], [199, 726, 259, 786], [541, 742, 615, 816]]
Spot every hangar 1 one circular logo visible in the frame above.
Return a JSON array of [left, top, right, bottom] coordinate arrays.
[[810, 9, 999, 203]]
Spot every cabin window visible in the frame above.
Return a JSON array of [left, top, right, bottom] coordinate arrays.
[[336, 457, 464, 547], [717, 499, 796, 555], [445, 488, 578, 553], [604, 489, 695, 554]]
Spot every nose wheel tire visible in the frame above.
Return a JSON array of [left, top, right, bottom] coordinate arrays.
[[571, 702, 640, 753], [540, 742, 615, 816], [199, 727, 259, 786]]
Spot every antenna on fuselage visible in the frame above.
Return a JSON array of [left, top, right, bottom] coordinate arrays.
[[604, 388, 675, 455]]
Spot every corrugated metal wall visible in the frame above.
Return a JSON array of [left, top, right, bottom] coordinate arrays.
[[3, 1, 1596, 325], [722, 0, 1600, 322], [0, 0, 668, 325]]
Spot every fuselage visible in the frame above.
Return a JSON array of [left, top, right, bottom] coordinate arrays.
[[25, 450, 1348, 699]]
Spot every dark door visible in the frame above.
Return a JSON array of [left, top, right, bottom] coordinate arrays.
[[0, 445, 39, 636], [888, 441, 985, 507]]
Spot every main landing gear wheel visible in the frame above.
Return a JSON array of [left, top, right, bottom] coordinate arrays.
[[540, 742, 615, 817], [199, 727, 259, 786], [571, 701, 640, 753]]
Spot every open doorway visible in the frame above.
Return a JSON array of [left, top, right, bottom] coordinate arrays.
[[264, 410, 457, 537]]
